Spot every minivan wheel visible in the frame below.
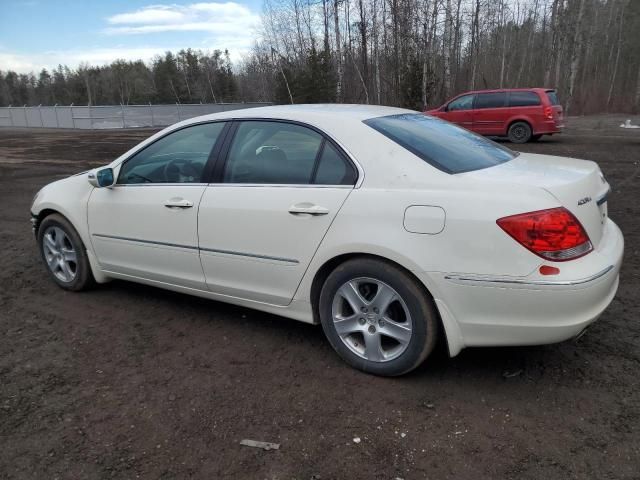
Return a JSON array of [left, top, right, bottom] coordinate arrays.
[[319, 258, 438, 376], [37, 213, 95, 291], [508, 121, 532, 143]]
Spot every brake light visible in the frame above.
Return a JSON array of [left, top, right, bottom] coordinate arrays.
[[497, 207, 592, 261], [544, 106, 554, 120]]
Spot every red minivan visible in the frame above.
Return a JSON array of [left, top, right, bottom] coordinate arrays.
[[425, 88, 564, 143]]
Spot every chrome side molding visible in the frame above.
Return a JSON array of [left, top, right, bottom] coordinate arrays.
[[444, 265, 614, 287], [92, 233, 299, 265]]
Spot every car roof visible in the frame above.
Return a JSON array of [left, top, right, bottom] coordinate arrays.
[[180, 103, 413, 127], [456, 87, 554, 95]]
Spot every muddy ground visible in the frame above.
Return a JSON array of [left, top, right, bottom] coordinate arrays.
[[0, 115, 639, 479]]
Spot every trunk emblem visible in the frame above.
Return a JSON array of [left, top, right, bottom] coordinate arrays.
[[578, 196, 592, 206]]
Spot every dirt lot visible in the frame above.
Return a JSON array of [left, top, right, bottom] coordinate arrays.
[[0, 115, 639, 479]]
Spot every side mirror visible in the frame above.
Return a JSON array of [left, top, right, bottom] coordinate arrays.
[[88, 168, 115, 188]]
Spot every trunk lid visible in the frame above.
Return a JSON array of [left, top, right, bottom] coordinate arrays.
[[460, 153, 610, 247], [545, 89, 564, 127]]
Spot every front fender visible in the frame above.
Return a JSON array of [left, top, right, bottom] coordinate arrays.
[[31, 172, 110, 283]]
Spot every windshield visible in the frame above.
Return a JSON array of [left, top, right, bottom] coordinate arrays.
[[364, 113, 517, 174]]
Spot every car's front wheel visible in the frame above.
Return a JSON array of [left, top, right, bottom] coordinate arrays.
[[508, 121, 532, 143], [319, 258, 438, 376], [38, 213, 95, 291]]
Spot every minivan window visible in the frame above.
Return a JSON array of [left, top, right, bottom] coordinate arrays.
[[546, 90, 560, 105], [447, 94, 474, 111], [508, 91, 541, 107], [475, 92, 507, 109], [364, 114, 517, 174]]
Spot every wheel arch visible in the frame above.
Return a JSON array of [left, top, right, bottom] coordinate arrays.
[[33, 206, 110, 284], [506, 117, 533, 135], [33, 207, 63, 235], [309, 252, 452, 355]]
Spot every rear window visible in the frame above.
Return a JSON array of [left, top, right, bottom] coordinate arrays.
[[364, 113, 517, 174], [545, 90, 560, 105], [474, 92, 507, 109], [508, 91, 541, 107]]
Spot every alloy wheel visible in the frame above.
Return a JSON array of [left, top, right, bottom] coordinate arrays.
[[42, 226, 78, 282], [331, 277, 413, 362]]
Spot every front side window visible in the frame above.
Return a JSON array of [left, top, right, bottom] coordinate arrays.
[[447, 94, 474, 111], [364, 113, 517, 174], [118, 122, 225, 184], [223, 121, 355, 185], [508, 91, 541, 107], [474, 92, 507, 109]]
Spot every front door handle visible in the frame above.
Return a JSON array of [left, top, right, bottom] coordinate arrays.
[[288, 203, 329, 216], [164, 198, 194, 209]]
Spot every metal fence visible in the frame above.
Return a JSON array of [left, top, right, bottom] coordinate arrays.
[[0, 103, 271, 129]]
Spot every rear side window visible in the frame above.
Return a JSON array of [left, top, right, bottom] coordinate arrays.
[[508, 91, 541, 107], [223, 121, 356, 185], [474, 92, 507, 109], [364, 114, 517, 174], [545, 90, 560, 105], [314, 142, 357, 185], [224, 121, 322, 184]]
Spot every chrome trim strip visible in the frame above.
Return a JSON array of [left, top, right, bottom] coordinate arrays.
[[206, 183, 352, 189], [199, 246, 299, 264], [92, 233, 198, 250], [113, 183, 208, 187], [444, 265, 614, 286], [597, 188, 610, 206], [92, 233, 299, 264]]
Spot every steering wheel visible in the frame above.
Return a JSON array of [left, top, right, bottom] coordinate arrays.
[[163, 159, 200, 183]]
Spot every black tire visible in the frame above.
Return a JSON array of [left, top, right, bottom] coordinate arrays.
[[530, 134, 542, 142], [319, 258, 439, 376], [37, 213, 95, 291], [508, 121, 532, 143]]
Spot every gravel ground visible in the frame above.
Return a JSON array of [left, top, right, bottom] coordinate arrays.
[[0, 115, 639, 479]]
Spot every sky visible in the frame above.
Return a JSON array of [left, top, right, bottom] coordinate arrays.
[[0, 0, 264, 74]]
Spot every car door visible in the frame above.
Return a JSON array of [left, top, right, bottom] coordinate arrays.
[[472, 92, 509, 135], [441, 94, 475, 130], [88, 121, 227, 289], [198, 120, 358, 306]]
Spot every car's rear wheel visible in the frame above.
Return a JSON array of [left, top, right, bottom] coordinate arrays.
[[508, 121, 532, 143], [38, 213, 95, 291], [319, 258, 438, 376]]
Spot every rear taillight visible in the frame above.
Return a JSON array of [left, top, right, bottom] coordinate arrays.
[[544, 106, 554, 120], [497, 207, 592, 261]]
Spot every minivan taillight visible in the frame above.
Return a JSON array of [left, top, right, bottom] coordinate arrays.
[[497, 207, 592, 261], [544, 106, 554, 120]]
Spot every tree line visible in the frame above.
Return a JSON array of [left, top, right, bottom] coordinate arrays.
[[1, 0, 639, 115], [0, 49, 237, 107]]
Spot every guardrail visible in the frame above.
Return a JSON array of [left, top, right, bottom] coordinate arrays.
[[0, 102, 271, 129]]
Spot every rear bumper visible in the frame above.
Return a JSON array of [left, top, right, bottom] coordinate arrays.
[[535, 119, 563, 135], [422, 219, 624, 356], [534, 120, 564, 135]]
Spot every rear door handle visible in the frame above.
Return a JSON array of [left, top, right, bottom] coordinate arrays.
[[164, 198, 194, 209], [288, 203, 330, 216]]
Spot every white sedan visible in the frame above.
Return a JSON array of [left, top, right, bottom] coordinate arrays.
[[31, 105, 624, 376]]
